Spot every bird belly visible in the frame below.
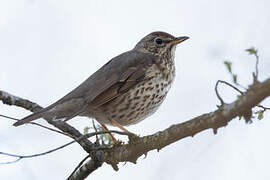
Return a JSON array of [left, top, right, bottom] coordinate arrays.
[[94, 72, 174, 126]]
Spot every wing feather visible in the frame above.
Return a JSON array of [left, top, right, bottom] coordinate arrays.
[[14, 50, 156, 126]]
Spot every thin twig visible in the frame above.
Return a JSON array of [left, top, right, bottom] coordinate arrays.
[[92, 120, 99, 142], [215, 80, 244, 105], [246, 47, 260, 82], [0, 114, 71, 137], [76, 130, 131, 142], [0, 157, 21, 165], [257, 105, 270, 111], [67, 155, 91, 180], [215, 81, 225, 105], [254, 52, 259, 80], [0, 129, 130, 164], [0, 141, 74, 164]]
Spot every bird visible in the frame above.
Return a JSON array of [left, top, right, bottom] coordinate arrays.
[[13, 31, 189, 133]]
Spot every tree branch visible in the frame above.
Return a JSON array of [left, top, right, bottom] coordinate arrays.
[[1, 78, 270, 179], [0, 90, 104, 176], [0, 91, 41, 112], [102, 78, 270, 165], [0, 90, 97, 152], [67, 155, 90, 180], [67, 158, 103, 180]]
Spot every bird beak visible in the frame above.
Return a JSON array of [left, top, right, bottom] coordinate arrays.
[[170, 36, 189, 45]]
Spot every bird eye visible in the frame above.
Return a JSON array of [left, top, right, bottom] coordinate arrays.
[[155, 38, 163, 45]]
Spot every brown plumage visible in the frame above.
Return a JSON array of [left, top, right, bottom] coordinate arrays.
[[13, 31, 188, 131]]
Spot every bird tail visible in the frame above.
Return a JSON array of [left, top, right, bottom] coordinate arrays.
[[13, 112, 44, 126]]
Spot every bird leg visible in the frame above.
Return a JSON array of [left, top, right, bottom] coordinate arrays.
[[110, 119, 131, 133], [99, 120, 133, 144], [110, 120, 139, 142], [99, 123, 117, 143]]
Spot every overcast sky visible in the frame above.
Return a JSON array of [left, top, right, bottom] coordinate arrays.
[[1, 0, 270, 179]]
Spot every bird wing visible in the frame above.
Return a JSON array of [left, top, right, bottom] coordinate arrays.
[[90, 65, 147, 107], [13, 50, 156, 126]]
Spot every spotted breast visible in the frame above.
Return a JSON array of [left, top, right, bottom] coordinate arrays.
[[95, 59, 175, 126]]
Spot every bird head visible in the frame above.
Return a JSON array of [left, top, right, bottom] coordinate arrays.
[[134, 31, 189, 56]]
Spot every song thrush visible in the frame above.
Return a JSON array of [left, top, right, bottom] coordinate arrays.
[[13, 31, 189, 132]]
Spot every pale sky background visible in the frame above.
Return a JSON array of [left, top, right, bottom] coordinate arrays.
[[0, 0, 270, 179]]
